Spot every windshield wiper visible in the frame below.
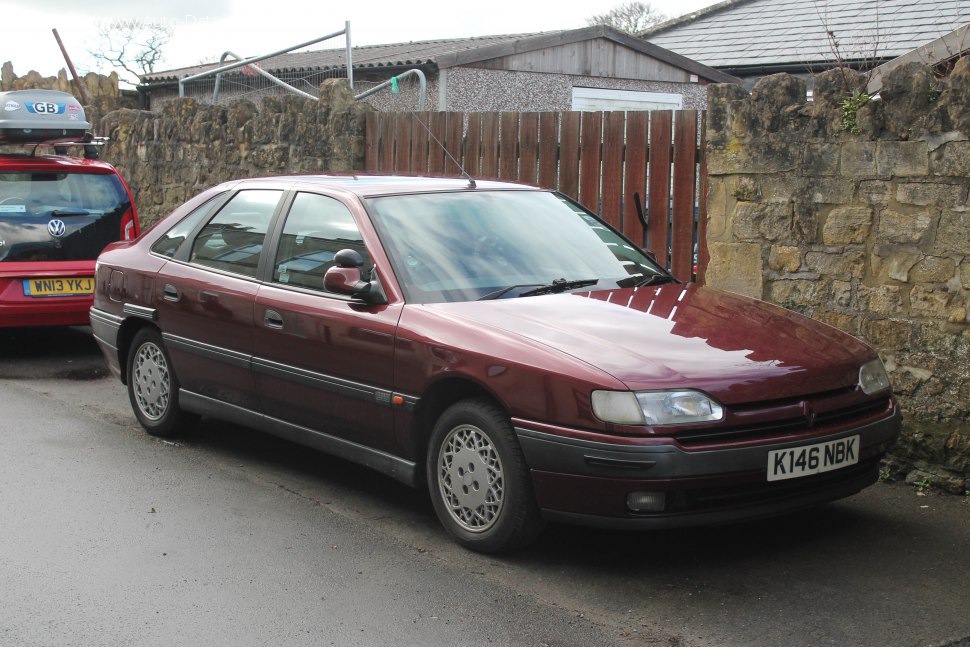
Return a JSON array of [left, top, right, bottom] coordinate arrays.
[[477, 278, 599, 301], [50, 209, 91, 216], [633, 274, 680, 287]]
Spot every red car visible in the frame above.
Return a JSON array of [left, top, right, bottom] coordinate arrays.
[[90, 175, 900, 553], [0, 90, 140, 327]]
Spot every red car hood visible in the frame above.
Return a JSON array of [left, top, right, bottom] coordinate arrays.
[[427, 284, 873, 405]]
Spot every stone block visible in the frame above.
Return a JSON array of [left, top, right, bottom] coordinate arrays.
[[832, 280, 853, 307], [815, 311, 859, 334], [935, 210, 970, 255], [767, 278, 826, 309], [732, 177, 761, 201], [877, 141, 929, 177], [801, 143, 840, 176], [822, 206, 873, 244], [732, 202, 793, 242], [884, 251, 922, 282], [859, 318, 914, 349], [857, 180, 892, 205], [877, 209, 933, 244], [859, 285, 904, 316], [961, 262, 970, 289], [804, 250, 865, 278], [910, 256, 957, 283], [910, 286, 966, 322], [768, 245, 801, 272], [804, 177, 856, 204], [932, 141, 970, 177], [706, 242, 764, 298], [705, 177, 729, 239], [896, 182, 965, 207], [841, 142, 878, 177]]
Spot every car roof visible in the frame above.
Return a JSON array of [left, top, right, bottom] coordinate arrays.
[[0, 152, 120, 174], [223, 174, 543, 198]]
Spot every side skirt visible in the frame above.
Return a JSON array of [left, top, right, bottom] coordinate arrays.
[[179, 390, 419, 488]]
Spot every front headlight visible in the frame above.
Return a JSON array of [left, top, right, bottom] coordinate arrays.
[[859, 358, 891, 395], [591, 389, 724, 426]]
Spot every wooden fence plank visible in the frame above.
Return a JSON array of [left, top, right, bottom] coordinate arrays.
[[409, 111, 429, 175], [622, 112, 649, 245], [379, 112, 394, 174], [537, 112, 559, 189], [558, 112, 581, 199], [600, 111, 625, 230], [393, 112, 412, 174], [480, 113, 500, 179], [518, 113, 539, 185], [647, 110, 672, 268], [499, 112, 519, 180], [465, 113, 482, 178], [696, 115, 709, 284], [579, 112, 603, 214], [671, 110, 697, 282], [443, 112, 464, 175], [428, 112, 446, 175], [365, 112, 380, 172]]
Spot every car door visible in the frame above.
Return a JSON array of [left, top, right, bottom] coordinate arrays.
[[252, 191, 403, 454], [154, 188, 284, 411]]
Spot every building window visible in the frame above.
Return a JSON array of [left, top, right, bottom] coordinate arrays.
[[571, 87, 683, 111]]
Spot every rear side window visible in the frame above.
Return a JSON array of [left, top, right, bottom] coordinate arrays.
[[151, 193, 225, 258], [189, 190, 281, 277], [0, 171, 131, 263], [272, 192, 372, 292]]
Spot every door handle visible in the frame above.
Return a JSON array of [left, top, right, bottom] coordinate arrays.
[[264, 309, 284, 329], [162, 284, 180, 302]]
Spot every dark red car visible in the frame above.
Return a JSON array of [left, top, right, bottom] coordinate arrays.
[[90, 175, 900, 553], [0, 90, 140, 327]]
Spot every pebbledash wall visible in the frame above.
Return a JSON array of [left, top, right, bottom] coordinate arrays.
[[704, 61, 970, 492]]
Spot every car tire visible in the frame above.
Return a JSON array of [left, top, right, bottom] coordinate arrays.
[[127, 328, 197, 437], [427, 398, 544, 553]]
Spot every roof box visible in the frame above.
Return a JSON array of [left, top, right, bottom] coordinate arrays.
[[0, 89, 90, 143]]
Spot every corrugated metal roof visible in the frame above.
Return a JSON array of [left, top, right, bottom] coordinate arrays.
[[143, 33, 545, 82], [642, 0, 970, 70]]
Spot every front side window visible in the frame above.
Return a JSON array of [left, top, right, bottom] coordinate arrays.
[[272, 192, 372, 293], [366, 190, 667, 303], [189, 190, 281, 277]]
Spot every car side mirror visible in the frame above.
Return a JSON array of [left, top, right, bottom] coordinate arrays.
[[324, 249, 387, 305]]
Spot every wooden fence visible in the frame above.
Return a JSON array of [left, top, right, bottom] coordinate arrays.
[[363, 110, 709, 283]]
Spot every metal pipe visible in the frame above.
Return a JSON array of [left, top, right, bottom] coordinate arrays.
[[179, 28, 348, 96], [345, 21, 354, 90], [354, 68, 426, 111]]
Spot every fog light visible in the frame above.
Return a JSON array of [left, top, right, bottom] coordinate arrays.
[[626, 491, 666, 513]]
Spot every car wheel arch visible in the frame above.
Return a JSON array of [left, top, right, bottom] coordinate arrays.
[[411, 377, 512, 480], [117, 318, 159, 385]]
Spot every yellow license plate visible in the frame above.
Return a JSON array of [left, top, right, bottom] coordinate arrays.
[[22, 277, 95, 297]]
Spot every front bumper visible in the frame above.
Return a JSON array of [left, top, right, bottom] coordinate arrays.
[[516, 403, 901, 529]]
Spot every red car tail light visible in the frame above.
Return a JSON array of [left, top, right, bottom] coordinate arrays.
[[121, 207, 140, 240]]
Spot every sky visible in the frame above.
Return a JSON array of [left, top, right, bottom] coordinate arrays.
[[4, 0, 717, 83]]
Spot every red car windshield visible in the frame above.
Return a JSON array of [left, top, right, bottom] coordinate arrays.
[[0, 171, 131, 262]]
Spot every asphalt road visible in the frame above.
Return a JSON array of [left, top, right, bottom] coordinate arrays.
[[1, 326, 969, 647]]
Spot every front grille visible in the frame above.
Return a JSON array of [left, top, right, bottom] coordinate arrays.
[[673, 398, 892, 447], [664, 457, 880, 513]]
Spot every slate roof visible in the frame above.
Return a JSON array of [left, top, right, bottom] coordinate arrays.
[[641, 0, 970, 73], [142, 26, 737, 84]]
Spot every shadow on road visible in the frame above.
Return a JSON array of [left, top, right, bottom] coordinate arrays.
[[0, 326, 108, 380]]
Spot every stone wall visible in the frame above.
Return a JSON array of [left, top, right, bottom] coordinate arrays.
[[97, 80, 370, 226], [705, 62, 970, 493]]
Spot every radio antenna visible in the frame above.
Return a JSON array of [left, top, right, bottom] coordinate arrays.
[[410, 112, 476, 189]]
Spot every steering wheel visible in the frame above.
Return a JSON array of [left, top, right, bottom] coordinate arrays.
[[0, 196, 26, 205]]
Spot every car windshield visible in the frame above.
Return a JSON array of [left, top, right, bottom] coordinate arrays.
[[0, 171, 130, 262], [366, 189, 670, 304]]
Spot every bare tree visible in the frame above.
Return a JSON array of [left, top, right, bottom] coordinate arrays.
[[88, 20, 172, 84], [586, 1, 667, 34]]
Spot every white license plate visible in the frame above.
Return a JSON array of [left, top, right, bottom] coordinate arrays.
[[767, 435, 860, 482]]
